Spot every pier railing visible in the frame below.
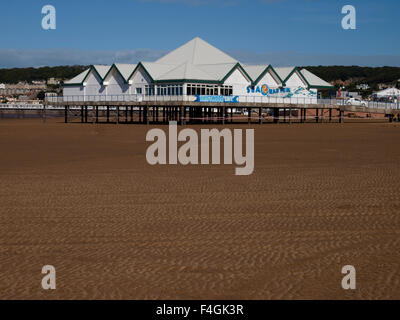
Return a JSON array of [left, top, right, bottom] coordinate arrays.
[[1, 95, 399, 111], [44, 94, 399, 110]]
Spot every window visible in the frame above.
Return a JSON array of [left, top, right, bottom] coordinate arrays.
[[145, 85, 155, 96], [219, 85, 233, 96], [136, 87, 142, 94]]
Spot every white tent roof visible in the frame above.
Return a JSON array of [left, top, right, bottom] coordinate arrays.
[[156, 37, 237, 65], [374, 88, 400, 97]]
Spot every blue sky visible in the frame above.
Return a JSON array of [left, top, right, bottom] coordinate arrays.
[[0, 0, 399, 67]]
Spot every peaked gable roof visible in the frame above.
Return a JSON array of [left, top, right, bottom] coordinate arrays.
[[300, 68, 334, 89], [274, 67, 296, 83], [243, 65, 283, 86], [114, 64, 137, 82], [92, 65, 110, 80], [64, 69, 90, 85]]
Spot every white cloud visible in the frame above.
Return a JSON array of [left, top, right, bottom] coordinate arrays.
[[0, 48, 399, 68]]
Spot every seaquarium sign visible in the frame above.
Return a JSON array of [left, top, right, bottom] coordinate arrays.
[[247, 84, 290, 96], [195, 95, 239, 103]]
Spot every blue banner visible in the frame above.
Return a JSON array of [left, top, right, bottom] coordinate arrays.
[[194, 95, 239, 103]]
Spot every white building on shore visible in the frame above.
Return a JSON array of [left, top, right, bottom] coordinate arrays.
[[63, 37, 333, 102]]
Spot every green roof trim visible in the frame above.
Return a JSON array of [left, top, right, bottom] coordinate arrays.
[[127, 63, 154, 83], [84, 65, 106, 84], [155, 79, 220, 84], [103, 64, 129, 84], [308, 85, 335, 89], [220, 63, 253, 84], [62, 63, 333, 90], [252, 65, 284, 86]]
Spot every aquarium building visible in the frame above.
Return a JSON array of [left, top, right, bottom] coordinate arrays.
[[63, 37, 333, 101]]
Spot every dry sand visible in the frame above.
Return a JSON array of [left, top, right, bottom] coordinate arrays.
[[0, 118, 399, 300]]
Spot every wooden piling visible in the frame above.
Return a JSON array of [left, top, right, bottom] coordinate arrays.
[[273, 108, 279, 124]]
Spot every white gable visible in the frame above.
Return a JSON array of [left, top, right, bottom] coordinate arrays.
[[254, 70, 280, 88], [85, 69, 102, 86], [223, 68, 250, 86], [130, 66, 152, 85], [84, 69, 103, 96], [105, 68, 129, 95], [285, 71, 307, 88]]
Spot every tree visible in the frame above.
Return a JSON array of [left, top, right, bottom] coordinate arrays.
[[37, 91, 46, 100]]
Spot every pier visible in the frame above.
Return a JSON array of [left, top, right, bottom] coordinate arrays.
[[1, 96, 399, 124]]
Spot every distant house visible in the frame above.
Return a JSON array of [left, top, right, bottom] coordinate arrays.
[[47, 78, 61, 85], [356, 84, 369, 90]]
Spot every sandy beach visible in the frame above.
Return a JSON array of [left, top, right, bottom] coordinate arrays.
[[0, 118, 399, 300]]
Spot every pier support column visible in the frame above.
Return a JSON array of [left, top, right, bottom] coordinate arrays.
[[42, 105, 46, 123], [116, 106, 119, 124], [156, 107, 159, 123], [222, 106, 226, 125], [288, 108, 291, 124], [316, 109, 319, 123], [329, 108, 332, 122], [64, 106, 68, 123], [179, 106, 184, 125], [85, 106, 88, 123], [339, 110, 344, 123], [259, 107, 262, 124], [273, 108, 279, 124], [248, 108, 251, 124], [144, 106, 149, 125], [95, 106, 99, 123]]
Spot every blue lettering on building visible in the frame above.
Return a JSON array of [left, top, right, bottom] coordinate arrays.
[[247, 85, 290, 96]]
